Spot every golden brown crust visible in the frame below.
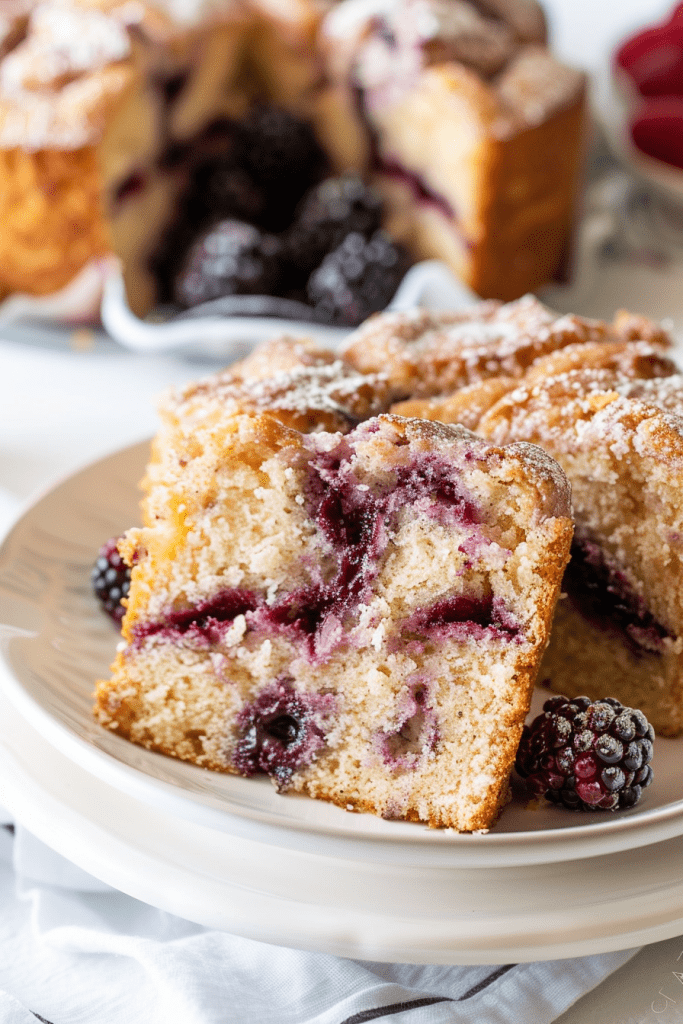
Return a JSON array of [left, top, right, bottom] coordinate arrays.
[[341, 296, 667, 400], [524, 339, 677, 385], [391, 376, 516, 429], [0, 145, 109, 294], [159, 340, 393, 435]]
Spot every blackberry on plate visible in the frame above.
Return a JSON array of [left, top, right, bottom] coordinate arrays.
[[283, 174, 384, 282], [92, 537, 130, 623], [307, 230, 411, 327], [515, 695, 655, 811], [175, 219, 283, 308]]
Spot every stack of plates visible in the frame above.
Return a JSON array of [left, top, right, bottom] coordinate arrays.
[[1, 441, 683, 965]]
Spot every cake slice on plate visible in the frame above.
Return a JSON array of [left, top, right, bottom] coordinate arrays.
[[95, 409, 572, 831], [478, 368, 683, 736]]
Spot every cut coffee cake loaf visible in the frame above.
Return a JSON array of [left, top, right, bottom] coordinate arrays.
[[317, 0, 586, 300], [0, 0, 586, 315], [478, 368, 683, 736], [95, 412, 572, 830]]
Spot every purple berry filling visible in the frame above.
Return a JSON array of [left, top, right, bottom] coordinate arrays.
[[563, 538, 671, 658], [404, 593, 519, 644], [351, 84, 462, 232], [157, 71, 189, 107], [259, 443, 483, 659], [132, 588, 259, 646], [114, 171, 147, 206], [233, 681, 335, 787], [132, 439, 515, 659], [375, 157, 455, 222]]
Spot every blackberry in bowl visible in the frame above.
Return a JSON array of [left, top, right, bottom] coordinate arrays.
[[282, 174, 384, 282], [174, 220, 284, 308], [307, 230, 412, 327], [515, 695, 655, 811]]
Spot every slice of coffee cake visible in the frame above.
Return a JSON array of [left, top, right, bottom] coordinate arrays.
[[479, 369, 683, 736], [95, 412, 572, 830]]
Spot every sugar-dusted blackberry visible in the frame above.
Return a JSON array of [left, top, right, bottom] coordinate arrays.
[[283, 174, 384, 282], [236, 105, 329, 229], [307, 230, 411, 327], [92, 537, 130, 624], [515, 695, 655, 811], [175, 219, 283, 308]]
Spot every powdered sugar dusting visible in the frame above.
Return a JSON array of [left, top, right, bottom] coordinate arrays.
[[0, 4, 130, 95], [166, 356, 393, 434], [342, 295, 643, 400]]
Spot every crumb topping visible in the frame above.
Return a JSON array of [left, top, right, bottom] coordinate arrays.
[[164, 355, 393, 434], [342, 296, 671, 400]]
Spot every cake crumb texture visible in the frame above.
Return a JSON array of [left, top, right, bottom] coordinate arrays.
[[96, 407, 572, 831]]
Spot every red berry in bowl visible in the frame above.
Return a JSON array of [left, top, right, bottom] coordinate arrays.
[[515, 695, 654, 812], [616, 24, 683, 97], [630, 95, 683, 168]]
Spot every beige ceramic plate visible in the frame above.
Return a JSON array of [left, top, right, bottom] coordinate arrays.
[[0, 442, 682, 869]]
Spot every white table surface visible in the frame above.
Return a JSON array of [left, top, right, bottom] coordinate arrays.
[[1, 1, 682, 1018]]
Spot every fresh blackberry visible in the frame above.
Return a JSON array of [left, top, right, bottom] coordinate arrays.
[[236, 105, 329, 229], [515, 695, 655, 812], [92, 537, 130, 623], [306, 230, 411, 326], [174, 219, 283, 308], [283, 174, 384, 282]]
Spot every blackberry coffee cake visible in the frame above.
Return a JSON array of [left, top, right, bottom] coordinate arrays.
[[0, 0, 585, 314], [95, 386, 572, 830]]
